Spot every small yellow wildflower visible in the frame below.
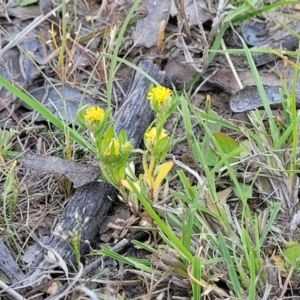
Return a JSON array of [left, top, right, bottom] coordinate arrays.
[[104, 139, 120, 157], [147, 86, 172, 106], [123, 141, 132, 151], [84, 106, 105, 123], [144, 127, 168, 149]]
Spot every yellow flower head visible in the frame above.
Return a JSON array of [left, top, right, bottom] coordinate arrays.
[[104, 138, 120, 157], [84, 106, 105, 123], [123, 141, 133, 152], [147, 86, 172, 106], [144, 127, 168, 149]]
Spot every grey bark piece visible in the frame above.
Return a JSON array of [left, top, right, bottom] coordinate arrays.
[[20, 30, 47, 86], [133, 0, 171, 48], [22, 181, 116, 288], [228, 62, 300, 112], [241, 21, 300, 66], [230, 85, 283, 112], [115, 60, 167, 148], [0, 239, 25, 285], [23, 153, 100, 188], [23, 85, 97, 123], [20, 59, 169, 290], [230, 84, 300, 113], [0, 49, 24, 112]]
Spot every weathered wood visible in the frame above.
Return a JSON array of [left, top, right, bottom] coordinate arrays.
[[115, 60, 167, 147], [251, 22, 300, 66], [22, 181, 116, 288], [0, 239, 25, 285], [18, 60, 168, 290], [23, 153, 100, 188]]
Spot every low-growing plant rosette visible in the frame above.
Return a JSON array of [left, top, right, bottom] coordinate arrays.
[[77, 106, 133, 188], [144, 126, 172, 162], [97, 126, 133, 185], [78, 85, 177, 203]]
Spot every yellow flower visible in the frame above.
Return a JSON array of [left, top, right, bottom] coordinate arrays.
[[144, 127, 168, 149], [147, 86, 172, 106], [104, 139, 120, 157], [84, 106, 105, 123], [123, 141, 132, 151]]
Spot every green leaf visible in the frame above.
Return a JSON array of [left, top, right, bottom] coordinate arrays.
[[153, 136, 172, 160], [0, 129, 12, 147], [192, 257, 202, 300], [204, 145, 218, 166], [213, 132, 240, 154], [218, 233, 243, 298], [283, 242, 300, 270], [0, 271, 10, 284], [207, 110, 222, 133], [17, 0, 38, 6], [101, 247, 154, 273], [233, 183, 252, 199], [192, 142, 218, 167]]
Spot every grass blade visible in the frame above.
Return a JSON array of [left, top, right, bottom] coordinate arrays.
[[0, 76, 95, 154], [218, 233, 243, 298]]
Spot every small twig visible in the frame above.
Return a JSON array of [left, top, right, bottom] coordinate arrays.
[[191, 68, 218, 99], [0, 280, 27, 300], [45, 264, 83, 300], [74, 286, 99, 300], [279, 267, 294, 299], [174, 0, 191, 44], [83, 231, 149, 276], [95, 0, 108, 19], [220, 38, 243, 90]]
